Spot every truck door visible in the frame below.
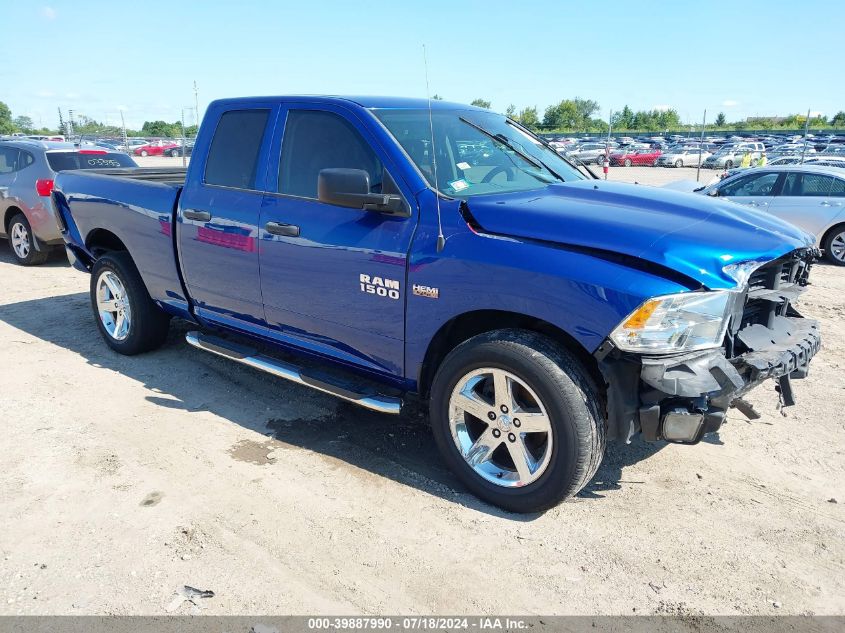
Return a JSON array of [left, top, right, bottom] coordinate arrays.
[[258, 105, 417, 377], [177, 105, 276, 330]]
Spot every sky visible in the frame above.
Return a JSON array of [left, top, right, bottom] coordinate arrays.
[[3, 0, 843, 130]]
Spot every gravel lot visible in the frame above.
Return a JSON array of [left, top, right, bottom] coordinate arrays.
[[1, 163, 843, 616]]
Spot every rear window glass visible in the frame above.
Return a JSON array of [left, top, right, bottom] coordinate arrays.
[[204, 109, 270, 189], [47, 152, 137, 171]]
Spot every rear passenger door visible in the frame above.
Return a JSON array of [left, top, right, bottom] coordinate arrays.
[[257, 105, 417, 377], [767, 171, 842, 236], [178, 105, 277, 330]]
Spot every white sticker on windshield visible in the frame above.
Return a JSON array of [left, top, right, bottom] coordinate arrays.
[[448, 178, 469, 192], [456, 161, 471, 171]]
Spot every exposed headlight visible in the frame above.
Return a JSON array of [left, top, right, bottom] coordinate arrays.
[[610, 291, 738, 353]]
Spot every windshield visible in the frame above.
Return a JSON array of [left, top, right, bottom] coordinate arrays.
[[373, 108, 585, 197]]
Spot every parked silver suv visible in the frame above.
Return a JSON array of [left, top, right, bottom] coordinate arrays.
[[0, 140, 136, 265]]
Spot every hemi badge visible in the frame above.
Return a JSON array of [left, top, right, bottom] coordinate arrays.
[[413, 284, 439, 299]]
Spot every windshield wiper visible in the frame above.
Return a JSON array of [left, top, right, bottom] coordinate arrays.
[[459, 117, 545, 172], [504, 118, 598, 180]]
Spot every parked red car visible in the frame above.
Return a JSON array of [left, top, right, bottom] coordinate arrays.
[[609, 148, 662, 167], [133, 141, 178, 157]]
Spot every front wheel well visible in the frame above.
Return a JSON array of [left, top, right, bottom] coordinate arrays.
[[86, 229, 128, 258], [821, 222, 845, 249], [417, 310, 603, 400]]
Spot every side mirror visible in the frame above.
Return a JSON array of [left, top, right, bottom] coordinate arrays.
[[317, 168, 405, 215]]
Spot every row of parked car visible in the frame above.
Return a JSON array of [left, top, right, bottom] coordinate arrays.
[[557, 136, 845, 170]]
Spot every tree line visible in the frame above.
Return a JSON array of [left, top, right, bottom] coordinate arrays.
[[0, 102, 198, 138], [3, 99, 845, 138]]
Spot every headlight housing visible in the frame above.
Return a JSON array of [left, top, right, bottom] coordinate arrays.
[[610, 291, 738, 354]]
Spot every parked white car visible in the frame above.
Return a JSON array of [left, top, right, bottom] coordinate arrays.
[[657, 147, 712, 167], [698, 165, 845, 265]]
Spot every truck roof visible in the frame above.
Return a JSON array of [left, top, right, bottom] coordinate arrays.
[[208, 95, 486, 111]]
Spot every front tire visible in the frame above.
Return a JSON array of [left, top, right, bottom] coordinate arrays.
[[823, 225, 845, 266], [674, 159, 683, 168], [7, 213, 49, 266], [429, 330, 605, 513], [624, 158, 632, 167], [90, 252, 170, 355]]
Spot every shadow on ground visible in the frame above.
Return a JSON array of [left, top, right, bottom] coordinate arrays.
[[0, 266, 663, 519]]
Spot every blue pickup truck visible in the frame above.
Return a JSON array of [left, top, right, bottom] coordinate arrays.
[[52, 96, 821, 512]]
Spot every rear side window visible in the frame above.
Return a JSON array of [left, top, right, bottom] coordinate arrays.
[[204, 109, 270, 189], [781, 173, 834, 197], [278, 110, 382, 198], [46, 152, 136, 171]]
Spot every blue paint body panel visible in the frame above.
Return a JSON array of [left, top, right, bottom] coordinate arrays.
[[53, 95, 815, 395]]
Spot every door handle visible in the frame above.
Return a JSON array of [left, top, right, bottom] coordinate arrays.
[[183, 209, 211, 221], [265, 221, 300, 237], [820, 201, 832, 207]]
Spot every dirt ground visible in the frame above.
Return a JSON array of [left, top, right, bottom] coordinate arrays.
[[1, 167, 843, 616]]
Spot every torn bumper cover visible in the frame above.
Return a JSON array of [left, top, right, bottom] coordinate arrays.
[[598, 315, 821, 444]]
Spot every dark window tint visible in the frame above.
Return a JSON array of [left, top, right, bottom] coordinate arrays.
[[46, 152, 137, 171], [781, 172, 834, 197], [278, 110, 382, 198], [829, 177, 845, 197], [205, 109, 270, 189], [0, 147, 19, 174]]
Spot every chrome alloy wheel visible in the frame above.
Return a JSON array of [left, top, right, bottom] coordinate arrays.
[[10, 222, 30, 259], [96, 271, 131, 341], [448, 368, 554, 488], [830, 230, 845, 263]]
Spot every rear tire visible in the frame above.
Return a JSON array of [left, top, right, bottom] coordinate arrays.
[[140, 150, 148, 157], [822, 224, 845, 266], [429, 329, 605, 513], [725, 160, 733, 169], [623, 158, 632, 167], [90, 252, 170, 355], [6, 213, 49, 266]]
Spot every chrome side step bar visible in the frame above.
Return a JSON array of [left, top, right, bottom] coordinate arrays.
[[185, 331, 402, 415]]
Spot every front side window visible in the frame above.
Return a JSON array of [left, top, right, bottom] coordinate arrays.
[[278, 110, 382, 198], [374, 108, 584, 198], [204, 109, 270, 189], [720, 172, 780, 197], [781, 172, 834, 197]]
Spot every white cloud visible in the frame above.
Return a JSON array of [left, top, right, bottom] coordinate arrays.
[[722, 100, 739, 107], [64, 92, 80, 99], [39, 6, 57, 19], [652, 104, 670, 112], [35, 89, 55, 98]]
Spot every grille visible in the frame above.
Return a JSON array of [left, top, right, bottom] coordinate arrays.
[[730, 249, 813, 356]]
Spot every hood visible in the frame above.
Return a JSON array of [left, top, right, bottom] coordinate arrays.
[[464, 180, 814, 290]]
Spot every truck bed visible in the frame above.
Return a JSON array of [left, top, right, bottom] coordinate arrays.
[[53, 169, 190, 316], [81, 167, 188, 186]]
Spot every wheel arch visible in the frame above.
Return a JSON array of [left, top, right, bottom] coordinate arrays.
[[417, 309, 603, 400], [821, 221, 845, 258], [3, 205, 25, 233], [85, 228, 129, 258]]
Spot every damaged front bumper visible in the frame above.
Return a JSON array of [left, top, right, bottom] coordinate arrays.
[[596, 240, 822, 444], [597, 314, 820, 443]]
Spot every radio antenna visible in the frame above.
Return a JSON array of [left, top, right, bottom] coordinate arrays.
[[423, 44, 446, 253]]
